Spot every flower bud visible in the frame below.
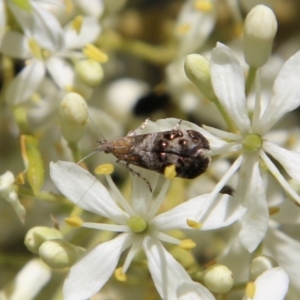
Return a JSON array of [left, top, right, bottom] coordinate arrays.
[[243, 5, 277, 68], [75, 59, 104, 87], [25, 227, 63, 254], [203, 264, 234, 293], [184, 54, 216, 101], [59, 92, 88, 143], [39, 239, 85, 269], [250, 255, 278, 281]]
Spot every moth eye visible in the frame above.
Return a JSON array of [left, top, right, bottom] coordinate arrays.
[[179, 139, 187, 146]]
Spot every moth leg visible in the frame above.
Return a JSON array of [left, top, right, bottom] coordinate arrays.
[[127, 118, 150, 136], [116, 160, 153, 193], [172, 119, 183, 131]]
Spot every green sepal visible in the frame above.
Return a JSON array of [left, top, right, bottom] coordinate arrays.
[[20, 135, 44, 194]]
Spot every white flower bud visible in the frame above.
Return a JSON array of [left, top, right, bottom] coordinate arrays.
[[59, 92, 88, 143], [203, 264, 234, 293], [243, 5, 277, 68], [24, 227, 63, 254], [250, 255, 278, 281], [39, 239, 85, 269], [75, 59, 104, 87], [184, 54, 216, 100]]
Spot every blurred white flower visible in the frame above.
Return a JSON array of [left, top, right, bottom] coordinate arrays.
[[0, 171, 26, 223]]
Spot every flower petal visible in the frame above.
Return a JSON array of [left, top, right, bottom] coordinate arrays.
[[237, 154, 269, 252], [152, 193, 246, 231], [50, 161, 128, 223], [252, 267, 289, 300], [259, 50, 300, 134], [64, 233, 132, 300], [0, 31, 31, 59], [264, 227, 300, 292], [263, 140, 300, 182], [5, 61, 45, 105], [142, 237, 191, 299], [64, 16, 101, 49], [177, 280, 215, 300], [210, 43, 251, 134]]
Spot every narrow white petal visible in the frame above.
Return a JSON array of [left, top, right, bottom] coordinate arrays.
[[64, 233, 132, 300], [177, 280, 215, 300], [152, 193, 246, 231], [252, 267, 289, 300], [0, 31, 31, 58], [237, 154, 269, 252], [50, 161, 128, 224], [45, 56, 74, 88], [5, 61, 45, 104], [130, 167, 159, 216], [1, 259, 51, 300], [260, 149, 300, 204], [259, 50, 300, 134], [64, 16, 101, 49], [75, 0, 104, 17], [263, 140, 300, 182], [264, 227, 300, 292], [210, 43, 251, 134], [0, 0, 6, 43], [142, 237, 191, 299]]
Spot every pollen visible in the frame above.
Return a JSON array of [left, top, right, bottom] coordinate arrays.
[[72, 15, 83, 34], [164, 165, 177, 179], [245, 281, 256, 298], [65, 216, 83, 228], [179, 239, 196, 250], [114, 267, 127, 282], [28, 39, 43, 60], [94, 163, 114, 175], [194, 0, 213, 12], [83, 44, 108, 63], [187, 219, 202, 229]]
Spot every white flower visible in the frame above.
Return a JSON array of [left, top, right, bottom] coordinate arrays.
[[0, 0, 65, 47], [188, 43, 300, 252], [0, 171, 26, 223], [0, 15, 100, 104], [50, 160, 245, 299], [243, 267, 289, 300]]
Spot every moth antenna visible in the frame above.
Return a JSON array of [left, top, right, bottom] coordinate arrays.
[[82, 103, 107, 142], [77, 149, 99, 165]]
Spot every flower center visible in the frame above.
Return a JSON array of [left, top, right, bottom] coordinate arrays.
[[127, 216, 148, 234], [242, 134, 262, 152]]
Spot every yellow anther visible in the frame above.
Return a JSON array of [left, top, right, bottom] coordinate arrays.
[[179, 239, 196, 250], [269, 206, 280, 216], [65, 216, 83, 228], [94, 164, 114, 175], [28, 39, 42, 60], [177, 23, 191, 34], [72, 15, 83, 34], [114, 267, 127, 282], [65, 0, 74, 14], [16, 172, 25, 185], [164, 165, 177, 179], [194, 0, 213, 12], [187, 219, 203, 229], [83, 44, 108, 63], [245, 281, 256, 298]]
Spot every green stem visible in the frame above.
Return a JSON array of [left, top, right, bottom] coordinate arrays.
[[68, 142, 82, 162], [245, 67, 257, 96]]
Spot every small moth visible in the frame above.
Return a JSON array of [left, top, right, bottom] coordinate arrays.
[[83, 119, 211, 190]]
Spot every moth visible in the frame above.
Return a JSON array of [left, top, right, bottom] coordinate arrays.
[[82, 118, 211, 190]]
